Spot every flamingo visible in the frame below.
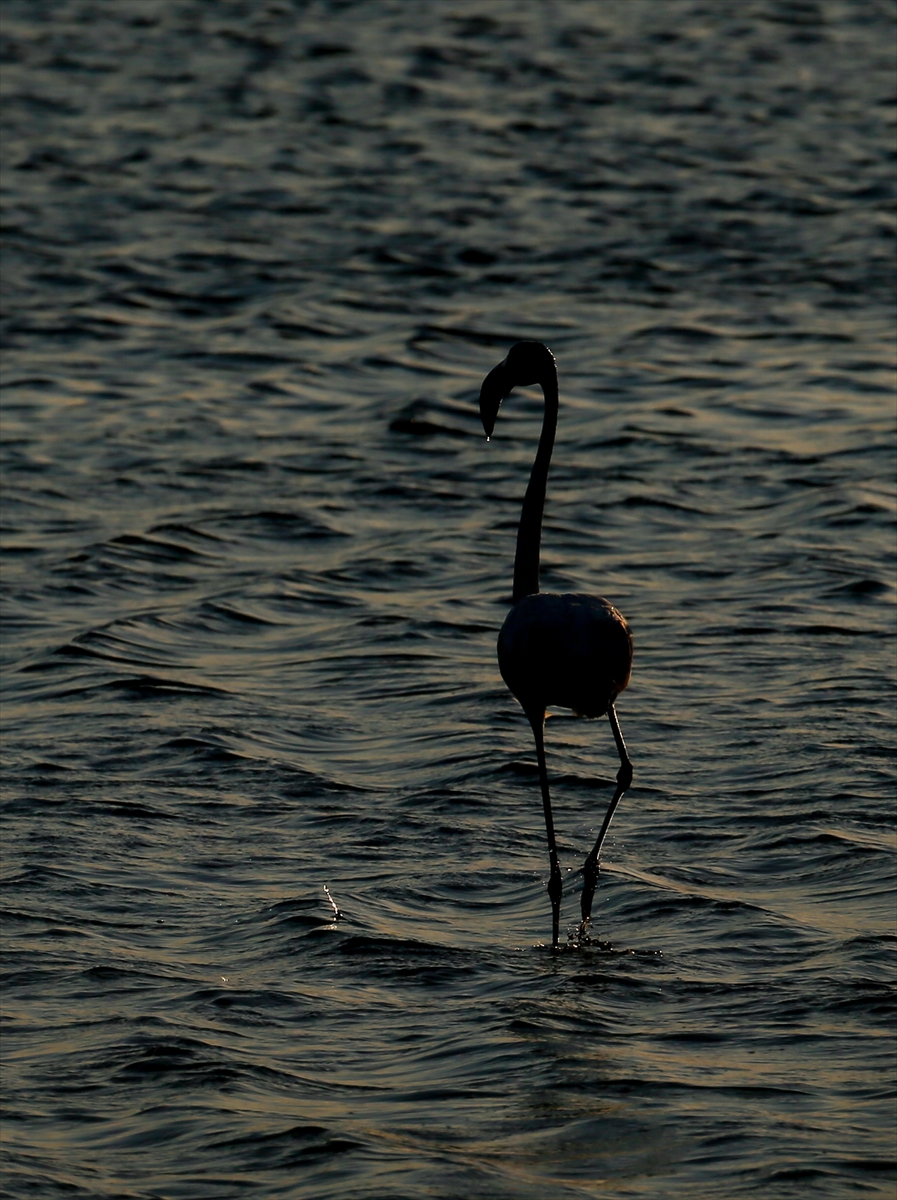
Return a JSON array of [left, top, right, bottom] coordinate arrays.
[[479, 341, 633, 948]]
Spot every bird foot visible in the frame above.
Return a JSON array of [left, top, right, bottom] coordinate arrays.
[[571, 915, 594, 944], [568, 918, 613, 951]]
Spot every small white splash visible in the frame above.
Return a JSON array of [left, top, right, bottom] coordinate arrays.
[[323, 884, 341, 920]]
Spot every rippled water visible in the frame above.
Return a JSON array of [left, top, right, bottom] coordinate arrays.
[[2, 1, 895, 1197]]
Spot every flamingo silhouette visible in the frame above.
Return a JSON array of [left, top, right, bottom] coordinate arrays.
[[480, 341, 633, 947]]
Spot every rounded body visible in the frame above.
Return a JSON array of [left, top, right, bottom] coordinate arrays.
[[498, 592, 632, 719]]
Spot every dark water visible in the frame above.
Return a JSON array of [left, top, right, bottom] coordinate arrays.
[[2, 1, 895, 1196]]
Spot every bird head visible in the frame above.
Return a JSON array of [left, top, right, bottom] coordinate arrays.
[[479, 342, 556, 438]]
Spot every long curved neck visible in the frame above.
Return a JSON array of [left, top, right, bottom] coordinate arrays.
[[513, 370, 558, 603]]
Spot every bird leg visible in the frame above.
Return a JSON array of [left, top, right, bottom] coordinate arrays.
[[580, 704, 632, 931], [527, 709, 562, 949]]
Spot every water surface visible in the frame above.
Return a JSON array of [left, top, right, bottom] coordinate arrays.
[[2, 2, 895, 1197]]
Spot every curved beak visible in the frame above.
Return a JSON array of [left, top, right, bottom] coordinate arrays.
[[479, 359, 512, 439]]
